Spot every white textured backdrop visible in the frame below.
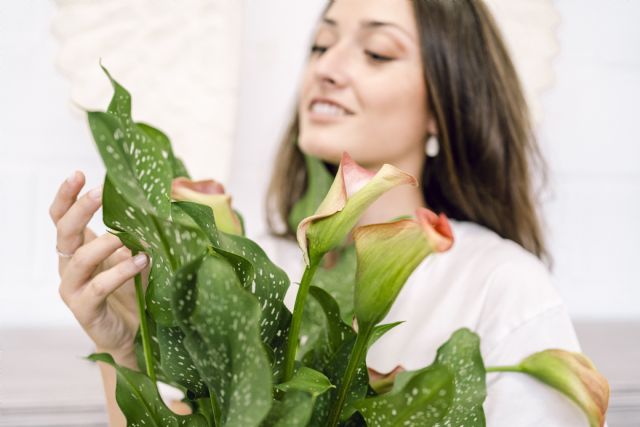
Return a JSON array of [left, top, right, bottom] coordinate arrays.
[[0, 0, 639, 328]]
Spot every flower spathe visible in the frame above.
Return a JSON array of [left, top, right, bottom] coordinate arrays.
[[171, 177, 243, 235], [518, 349, 610, 427], [353, 207, 454, 331], [296, 152, 418, 265]]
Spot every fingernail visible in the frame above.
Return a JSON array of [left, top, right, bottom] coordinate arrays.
[[133, 253, 148, 268], [89, 185, 103, 200], [66, 171, 79, 184]]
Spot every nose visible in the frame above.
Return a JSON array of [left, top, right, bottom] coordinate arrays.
[[312, 41, 351, 88]]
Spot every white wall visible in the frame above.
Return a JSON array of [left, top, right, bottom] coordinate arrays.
[[0, 0, 106, 327], [0, 0, 638, 327], [540, 0, 640, 319]]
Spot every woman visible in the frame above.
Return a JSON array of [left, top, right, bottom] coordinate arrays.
[[49, 0, 590, 425]]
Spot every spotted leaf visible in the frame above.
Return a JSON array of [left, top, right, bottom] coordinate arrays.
[[174, 201, 291, 347], [170, 254, 273, 427], [347, 364, 454, 426], [102, 176, 210, 326], [87, 352, 208, 427]]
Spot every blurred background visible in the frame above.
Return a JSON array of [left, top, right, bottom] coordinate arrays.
[[0, 0, 638, 425]]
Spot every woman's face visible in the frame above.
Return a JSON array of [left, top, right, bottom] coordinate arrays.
[[297, 0, 434, 170]]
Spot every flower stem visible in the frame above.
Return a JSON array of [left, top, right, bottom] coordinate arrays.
[[327, 325, 372, 427], [486, 365, 522, 374], [282, 257, 321, 382], [210, 392, 221, 427], [133, 250, 156, 383]]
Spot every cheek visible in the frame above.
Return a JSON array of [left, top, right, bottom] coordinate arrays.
[[297, 64, 428, 167], [358, 69, 428, 155]]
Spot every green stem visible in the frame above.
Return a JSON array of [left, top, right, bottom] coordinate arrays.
[[210, 392, 221, 427], [282, 256, 322, 382], [327, 325, 372, 427], [486, 365, 523, 374], [133, 250, 156, 383]]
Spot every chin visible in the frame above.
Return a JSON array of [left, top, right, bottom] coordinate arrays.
[[298, 134, 344, 166]]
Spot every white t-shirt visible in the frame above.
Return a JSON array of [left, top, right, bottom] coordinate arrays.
[[254, 218, 595, 426]]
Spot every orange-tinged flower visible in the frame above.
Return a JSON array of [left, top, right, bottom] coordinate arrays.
[[296, 152, 418, 265], [171, 177, 243, 235], [368, 365, 406, 394], [519, 349, 610, 427], [416, 208, 454, 252], [353, 207, 454, 330]]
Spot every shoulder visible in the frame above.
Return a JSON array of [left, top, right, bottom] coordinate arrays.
[[443, 219, 559, 303], [442, 220, 574, 352]]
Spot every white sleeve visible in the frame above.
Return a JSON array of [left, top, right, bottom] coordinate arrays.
[[482, 305, 602, 427]]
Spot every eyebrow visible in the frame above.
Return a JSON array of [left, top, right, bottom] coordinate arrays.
[[321, 17, 415, 42]]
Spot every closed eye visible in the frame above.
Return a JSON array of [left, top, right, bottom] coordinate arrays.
[[365, 51, 394, 62], [310, 44, 328, 54]]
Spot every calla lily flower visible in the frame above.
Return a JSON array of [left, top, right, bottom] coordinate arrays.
[[368, 365, 405, 394], [171, 177, 243, 235], [353, 208, 454, 331], [518, 349, 610, 427], [296, 152, 418, 266]]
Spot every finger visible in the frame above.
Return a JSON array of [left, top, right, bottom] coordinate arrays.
[[81, 252, 149, 313], [49, 171, 86, 224], [60, 233, 124, 296], [110, 246, 133, 265], [83, 227, 98, 245], [56, 184, 103, 260]]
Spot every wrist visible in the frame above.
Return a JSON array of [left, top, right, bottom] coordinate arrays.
[[95, 345, 138, 370]]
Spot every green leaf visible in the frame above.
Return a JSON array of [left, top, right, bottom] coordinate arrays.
[[350, 328, 487, 426], [308, 335, 369, 426], [432, 328, 486, 426], [299, 244, 357, 365], [309, 286, 356, 362], [171, 254, 273, 427], [87, 352, 208, 427], [134, 313, 167, 382], [102, 177, 210, 326], [368, 321, 405, 350], [275, 367, 335, 398], [156, 325, 209, 399], [137, 122, 190, 179], [174, 201, 291, 348], [288, 154, 334, 232], [89, 112, 155, 213], [347, 364, 454, 426], [311, 243, 357, 324], [193, 397, 216, 425], [94, 66, 174, 220], [260, 390, 315, 427], [263, 366, 334, 427]]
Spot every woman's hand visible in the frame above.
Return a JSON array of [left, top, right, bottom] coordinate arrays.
[[49, 171, 150, 369]]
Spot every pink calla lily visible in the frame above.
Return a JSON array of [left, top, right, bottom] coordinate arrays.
[[368, 365, 406, 394], [171, 177, 243, 235], [353, 207, 454, 330], [296, 152, 418, 265], [518, 349, 610, 427]]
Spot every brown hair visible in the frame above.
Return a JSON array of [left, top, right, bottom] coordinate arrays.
[[265, 0, 551, 265]]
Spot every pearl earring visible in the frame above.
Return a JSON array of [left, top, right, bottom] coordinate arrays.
[[425, 135, 439, 157]]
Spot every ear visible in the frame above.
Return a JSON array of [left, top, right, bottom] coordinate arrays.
[[426, 114, 438, 137]]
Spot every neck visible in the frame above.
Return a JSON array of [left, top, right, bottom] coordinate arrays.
[[345, 151, 427, 244], [342, 185, 425, 246]]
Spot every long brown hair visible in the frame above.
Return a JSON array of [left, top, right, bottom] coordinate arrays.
[[265, 0, 551, 264]]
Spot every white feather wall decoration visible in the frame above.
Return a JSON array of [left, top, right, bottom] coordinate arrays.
[[52, 0, 559, 188], [51, 0, 244, 182], [484, 0, 561, 125]]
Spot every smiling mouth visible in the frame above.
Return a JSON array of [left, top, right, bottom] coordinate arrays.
[[309, 100, 355, 117]]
